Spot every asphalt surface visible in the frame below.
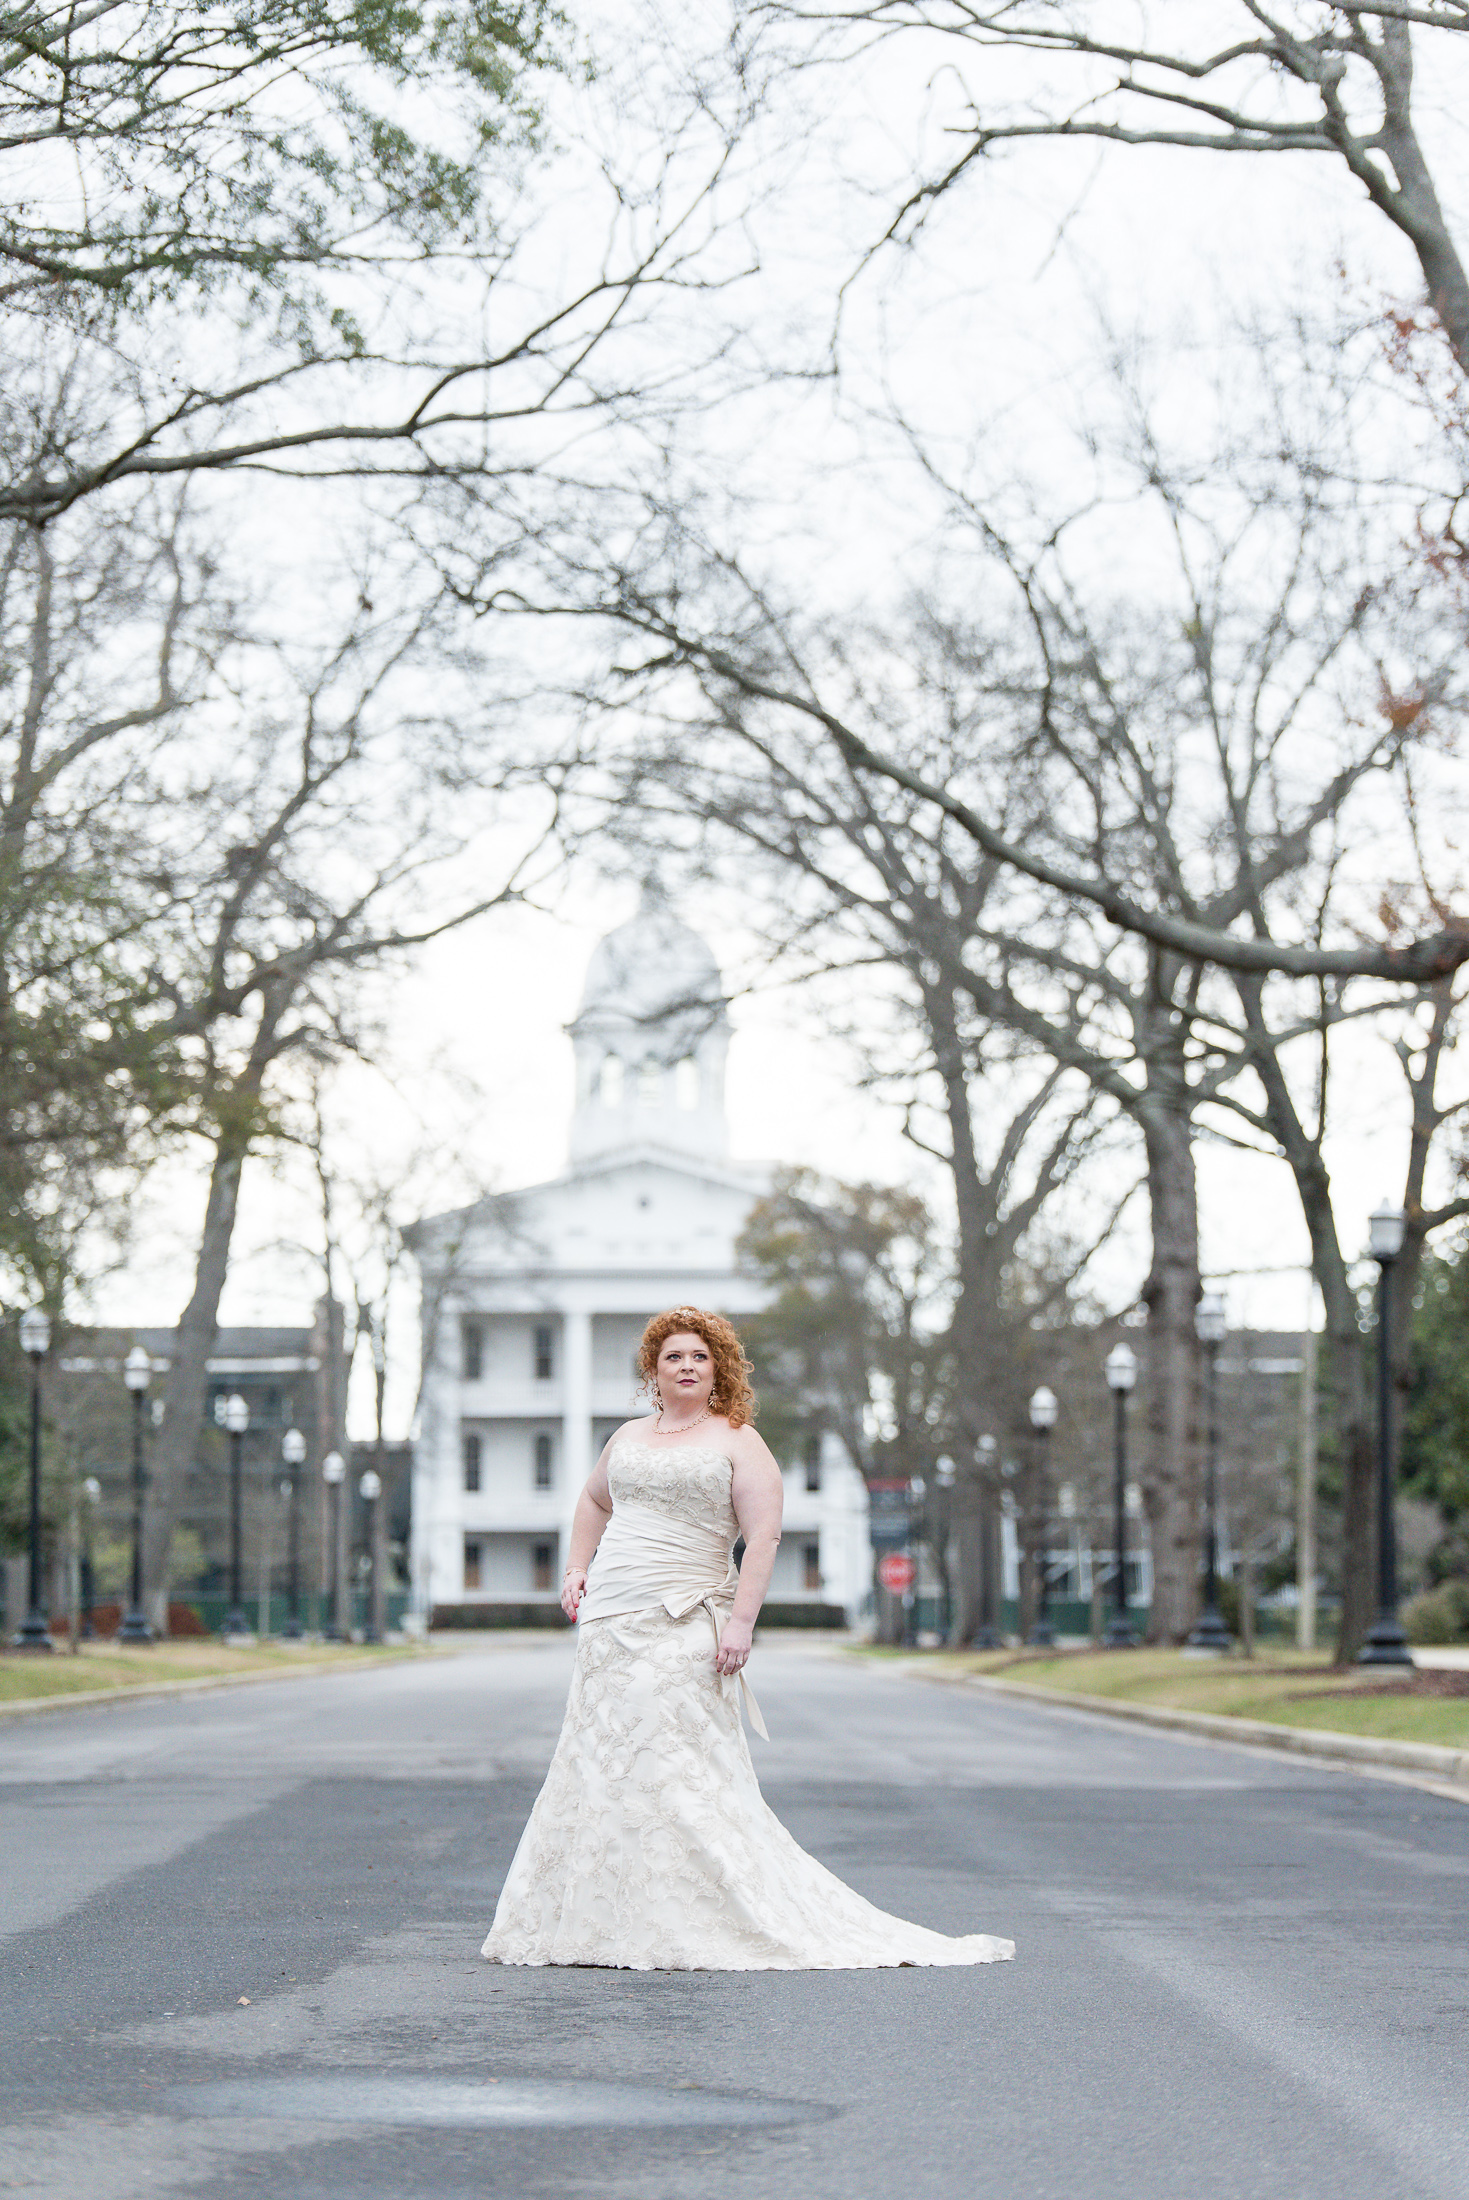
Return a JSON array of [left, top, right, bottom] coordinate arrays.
[[0, 1637, 1465, 2200]]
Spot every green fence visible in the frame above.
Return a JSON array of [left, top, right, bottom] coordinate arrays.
[[158, 1591, 411, 1638], [905, 1594, 1301, 1642]]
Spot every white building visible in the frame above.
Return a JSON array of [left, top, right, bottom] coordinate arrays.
[[407, 892, 871, 1626]]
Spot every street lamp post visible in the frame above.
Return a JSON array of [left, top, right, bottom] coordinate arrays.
[[220, 1392, 250, 1637], [1188, 1294, 1233, 1656], [13, 1308, 53, 1650], [321, 1450, 346, 1639], [1103, 1343, 1139, 1649], [359, 1468, 383, 1643], [935, 1455, 955, 1641], [79, 1477, 101, 1640], [118, 1345, 154, 1643], [279, 1428, 306, 1638], [1359, 1201, 1414, 1668], [974, 1434, 1004, 1648], [1026, 1386, 1058, 1647]]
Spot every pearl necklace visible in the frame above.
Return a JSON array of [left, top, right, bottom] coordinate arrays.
[[654, 1401, 713, 1436]]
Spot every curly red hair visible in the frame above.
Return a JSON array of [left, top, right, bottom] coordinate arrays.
[[637, 1307, 757, 1430]]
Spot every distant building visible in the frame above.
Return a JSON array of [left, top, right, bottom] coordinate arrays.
[[406, 890, 871, 1627]]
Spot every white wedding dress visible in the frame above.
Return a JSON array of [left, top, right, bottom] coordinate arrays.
[[480, 1439, 1015, 1971]]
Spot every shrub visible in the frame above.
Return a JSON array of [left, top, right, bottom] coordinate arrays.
[[1401, 1579, 1469, 1645]]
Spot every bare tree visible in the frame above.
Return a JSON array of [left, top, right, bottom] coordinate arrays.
[[755, 3, 1469, 371], [476, 286, 1469, 1648], [134, 588, 566, 1620], [0, 440, 228, 1309], [2, 5, 771, 524]]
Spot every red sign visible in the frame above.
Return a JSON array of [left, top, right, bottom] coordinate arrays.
[[877, 1552, 916, 1594]]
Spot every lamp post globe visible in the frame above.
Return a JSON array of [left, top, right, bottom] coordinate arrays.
[[974, 1433, 1004, 1648], [220, 1393, 250, 1638], [279, 1427, 307, 1638], [1104, 1342, 1139, 1649], [1188, 1294, 1233, 1656], [13, 1308, 53, 1650], [117, 1345, 155, 1644], [18, 1308, 50, 1357], [1359, 1201, 1414, 1668], [1026, 1386, 1059, 1647], [322, 1450, 346, 1640]]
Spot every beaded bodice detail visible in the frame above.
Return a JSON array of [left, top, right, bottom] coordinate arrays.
[[606, 1439, 737, 1537]]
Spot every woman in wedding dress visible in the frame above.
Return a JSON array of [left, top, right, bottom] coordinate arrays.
[[481, 1307, 1015, 1971]]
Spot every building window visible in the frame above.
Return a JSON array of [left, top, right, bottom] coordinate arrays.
[[534, 1324, 554, 1381], [464, 1537, 483, 1591], [675, 1056, 700, 1109], [532, 1540, 554, 1592], [803, 1541, 821, 1592], [637, 1057, 661, 1107], [534, 1433, 553, 1489], [463, 1432, 481, 1493], [461, 1320, 483, 1381], [600, 1053, 624, 1107], [803, 1435, 822, 1492]]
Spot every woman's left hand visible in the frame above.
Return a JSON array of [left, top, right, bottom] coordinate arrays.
[[716, 1616, 754, 1676]]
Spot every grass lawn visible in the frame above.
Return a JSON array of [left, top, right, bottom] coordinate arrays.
[[856, 1645, 1469, 1751], [0, 1636, 419, 1707]]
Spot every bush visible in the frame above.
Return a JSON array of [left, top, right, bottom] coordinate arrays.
[[1402, 1580, 1469, 1645]]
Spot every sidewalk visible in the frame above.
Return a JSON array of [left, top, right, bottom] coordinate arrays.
[[864, 1644, 1469, 1801]]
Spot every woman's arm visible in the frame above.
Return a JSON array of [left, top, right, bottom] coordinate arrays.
[[717, 1428, 784, 1673], [561, 1442, 615, 1620]]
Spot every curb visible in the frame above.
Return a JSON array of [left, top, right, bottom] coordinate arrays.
[[903, 1665, 1469, 1786], [0, 1650, 420, 1722]]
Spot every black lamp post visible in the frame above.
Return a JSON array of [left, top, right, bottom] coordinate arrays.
[[935, 1455, 955, 1642], [1359, 1200, 1414, 1668], [1188, 1293, 1233, 1655], [974, 1433, 1004, 1648], [1103, 1343, 1139, 1648], [118, 1344, 155, 1643], [1026, 1385, 1058, 1647], [220, 1391, 250, 1637], [322, 1449, 346, 1639], [13, 1308, 53, 1651], [360, 1467, 383, 1643], [279, 1427, 306, 1638], [79, 1477, 101, 1640]]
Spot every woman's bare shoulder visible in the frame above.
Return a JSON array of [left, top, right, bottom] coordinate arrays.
[[607, 1415, 659, 1446], [727, 1420, 780, 1470]]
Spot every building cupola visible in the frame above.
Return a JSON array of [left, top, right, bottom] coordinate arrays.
[[568, 883, 730, 1165]]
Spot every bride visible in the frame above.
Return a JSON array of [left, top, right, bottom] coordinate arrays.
[[481, 1306, 1015, 1971]]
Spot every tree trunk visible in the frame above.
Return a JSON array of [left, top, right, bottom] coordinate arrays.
[[1137, 1078, 1202, 1643], [141, 1001, 284, 1624], [952, 1478, 986, 1642], [1373, 22, 1469, 374]]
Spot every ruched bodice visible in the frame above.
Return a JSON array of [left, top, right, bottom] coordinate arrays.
[[577, 1440, 739, 1632]]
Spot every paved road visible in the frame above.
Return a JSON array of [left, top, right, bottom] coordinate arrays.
[[0, 1639, 1464, 2200]]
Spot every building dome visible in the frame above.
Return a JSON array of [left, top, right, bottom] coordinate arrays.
[[568, 887, 730, 1165], [576, 891, 724, 1040]]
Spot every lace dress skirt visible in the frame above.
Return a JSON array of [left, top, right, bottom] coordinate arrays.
[[480, 1602, 1015, 1972]]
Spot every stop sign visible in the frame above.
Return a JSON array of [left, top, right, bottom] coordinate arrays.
[[877, 1552, 916, 1594]]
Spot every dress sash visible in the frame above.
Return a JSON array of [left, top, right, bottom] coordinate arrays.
[[578, 1498, 769, 1740]]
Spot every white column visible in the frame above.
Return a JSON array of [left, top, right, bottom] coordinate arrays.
[[561, 1309, 593, 1562]]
